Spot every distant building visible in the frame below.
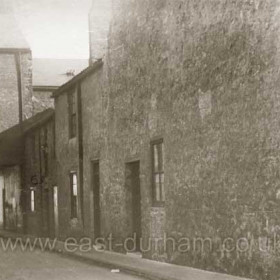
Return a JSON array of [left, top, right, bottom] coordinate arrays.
[[0, 0, 33, 231], [0, 0, 87, 232], [32, 58, 88, 114], [0, 109, 55, 233], [0, 0, 32, 133]]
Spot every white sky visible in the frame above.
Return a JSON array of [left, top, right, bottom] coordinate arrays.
[[14, 0, 92, 59]]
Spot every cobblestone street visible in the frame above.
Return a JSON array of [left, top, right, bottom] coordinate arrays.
[[0, 244, 144, 280]]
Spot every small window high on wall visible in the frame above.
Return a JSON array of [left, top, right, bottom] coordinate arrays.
[[70, 172, 78, 218], [31, 189, 35, 212], [151, 139, 165, 206]]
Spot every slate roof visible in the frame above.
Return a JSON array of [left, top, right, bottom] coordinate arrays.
[[33, 58, 89, 88], [53, 59, 103, 97], [0, 109, 54, 167]]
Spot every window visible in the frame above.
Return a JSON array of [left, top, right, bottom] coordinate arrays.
[[52, 121, 56, 158], [30, 189, 35, 212], [68, 90, 77, 138], [31, 134, 36, 166], [151, 139, 165, 206], [70, 172, 78, 218]]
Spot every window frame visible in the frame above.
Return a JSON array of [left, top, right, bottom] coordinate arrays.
[[31, 133, 36, 166], [151, 139, 165, 207], [68, 90, 77, 139], [30, 189, 35, 212], [70, 172, 78, 219]]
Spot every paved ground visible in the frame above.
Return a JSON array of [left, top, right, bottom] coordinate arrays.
[[0, 244, 144, 280]]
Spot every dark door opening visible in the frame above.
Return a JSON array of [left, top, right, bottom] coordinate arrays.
[[42, 187, 50, 237], [125, 161, 141, 252], [92, 161, 101, 239]]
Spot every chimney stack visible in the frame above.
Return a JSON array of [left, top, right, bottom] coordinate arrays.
[[88, 0, 112, 64]]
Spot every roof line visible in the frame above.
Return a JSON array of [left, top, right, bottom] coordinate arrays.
[[0, 109, 55, 140], [52, 59, 103, 98], [33, 85, 59, 92]]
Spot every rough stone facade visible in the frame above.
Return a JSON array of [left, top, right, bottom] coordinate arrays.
[[55, 86, 83, 239], [4, 0, 280, 279], [79, 68, 103, 239], [32, 90, 54, 115], [86, 0, 280, 279], [0, 51, 33, 133]]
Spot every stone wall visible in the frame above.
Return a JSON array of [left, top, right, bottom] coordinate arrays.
[[102, 0, 280, 279], [20, 52, 33, 120], [0, 53, 19, 132], [0, 51, 33, 133], [55, 88, 83, 239], [32, 90, 54, 115], [51, 0, 280, 278], [80, 68, 104, 238], [0, 52, 32, 131]]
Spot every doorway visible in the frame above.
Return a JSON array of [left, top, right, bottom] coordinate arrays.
[[125, 161, 141, 252], [0, 176, 4, 228], [42, 187, 50, 237], [92, 161, 101, 239]]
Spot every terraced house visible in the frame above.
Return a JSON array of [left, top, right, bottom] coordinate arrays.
[[3, 0, 280, 280]]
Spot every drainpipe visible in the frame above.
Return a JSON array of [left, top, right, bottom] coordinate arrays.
[[77, 83, 84, 229], [14, 52, 24, 233]]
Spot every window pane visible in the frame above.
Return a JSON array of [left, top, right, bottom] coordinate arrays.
[[160, 174, 165, 202], [72, 94, 76, 114], [155, 174, 160, 201], [161, 143, 165, 171], [158, 143, 163, 172], [73, 199, 77, 218], [73, 174, 77, 185], [72, 174, 78, 196], [153, 145, 159, 172], [72, 115, 77, 137], [69, 91, 77, 138], [31, 190, 35, 212], [73, 183, 78, 196], [70, 173, 78, 218]]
